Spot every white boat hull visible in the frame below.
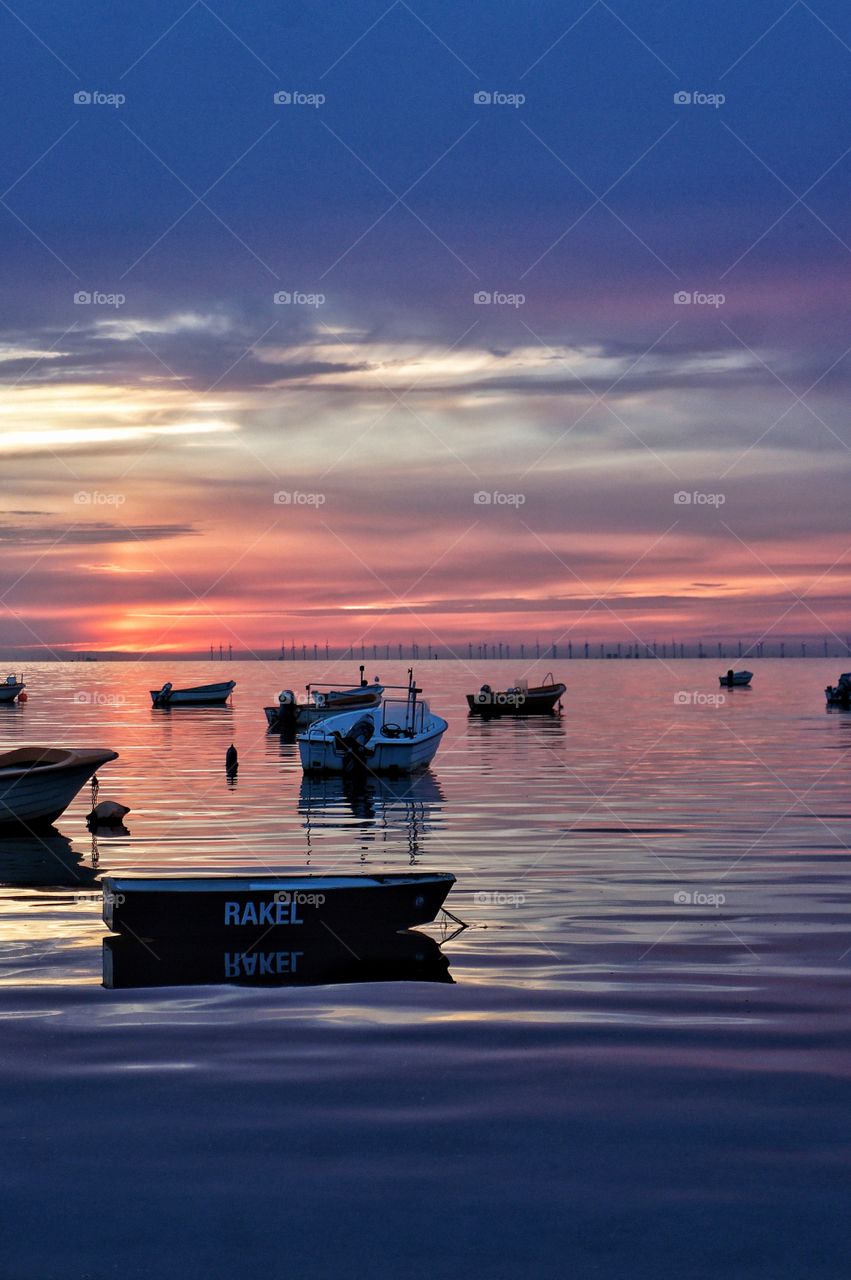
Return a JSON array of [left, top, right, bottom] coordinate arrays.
[[0, 748, 118, 827], [299, 725, 446, 774], [151, 681, 235, 706], [297, 698, 448, 776]]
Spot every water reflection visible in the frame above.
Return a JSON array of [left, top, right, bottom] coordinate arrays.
[[0, 829, 100, 890], [103, 928, 452, 989], [298, 770, 445, 861]]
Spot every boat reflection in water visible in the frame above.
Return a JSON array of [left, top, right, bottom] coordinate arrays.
[[103, 929, 452, 989], [298, 770, 444, 859], [0, 828, 100, 890]]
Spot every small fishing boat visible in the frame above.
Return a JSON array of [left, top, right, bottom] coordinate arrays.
[[0, 746, 118, 828], [150, 680, 235, 707], [466, 673, 565, 717], [719, 669, 753, 687], [265, 665, 383, 731], [102, 929, 452, 990], [298, 672, 448, 775], [825, 673, 851, 708], [102, 871, 456, 939], [0, 674, 26, 703]]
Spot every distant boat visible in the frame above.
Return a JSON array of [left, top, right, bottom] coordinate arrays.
[[265, 665, 383, 731], [825, 674, 851, 708], [0, 674, 26, 703], [719, 670, 753, 687], [298, 672, 447, 775], [150, 680, 235, 707], [467, 673, 565, 717], [0, 746, 118, 828], [102, 871, 456, 939]]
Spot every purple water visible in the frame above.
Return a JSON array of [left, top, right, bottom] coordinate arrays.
[[0, 659, 850, 1278]]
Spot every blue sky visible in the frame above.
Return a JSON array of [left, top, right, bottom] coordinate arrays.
[[1, 0, 850, 654]]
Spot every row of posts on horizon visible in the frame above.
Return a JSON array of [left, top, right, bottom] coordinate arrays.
[[207, 638, 851, 660]]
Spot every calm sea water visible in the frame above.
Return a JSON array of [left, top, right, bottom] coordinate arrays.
[[1, 658, 850, 1278]]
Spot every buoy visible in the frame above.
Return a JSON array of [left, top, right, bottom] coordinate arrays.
[[88, 800, 130, 826], [226, 744, 238, 773], [17, 691, 27, 702]]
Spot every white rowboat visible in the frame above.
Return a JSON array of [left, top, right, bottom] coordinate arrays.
[[0, 746, 118, 828]]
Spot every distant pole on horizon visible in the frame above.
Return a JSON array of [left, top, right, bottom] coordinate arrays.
[[535, 639, 540, 659], [780, 641, 785, 657], [219, 643, 223, 660], [520, 642, 525, 659], [738, 640, 742, 658], [802, 642, 807, 657], [229, 643, 232, 661], [824, 637, 829, 657], [210, 644, 214, 660], [568, 641, 572, 659], [584, 642, 589, 658]]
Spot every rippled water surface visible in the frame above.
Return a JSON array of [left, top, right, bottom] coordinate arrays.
[[1, 659, 850, 1278]]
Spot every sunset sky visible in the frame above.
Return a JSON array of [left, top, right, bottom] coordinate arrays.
[[2, 0, 850, 656]]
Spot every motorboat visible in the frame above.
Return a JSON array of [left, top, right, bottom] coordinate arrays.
[[825, 673, 851, 708], [103, 929, 452, 989], [0, 674, 26, 703], [467, 673, 565, 717], [265, 665, 383, 731], [297, 672, 448, 775], [102, 871, 456, 939], [719, 669, 753, 687], [150, 680, 235, 707], [0, 746, 118, 828]]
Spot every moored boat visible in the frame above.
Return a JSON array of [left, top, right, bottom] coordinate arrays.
[[825, 673, 851, 708], [150, 680, 235, 707], [467, 673, 565, 717], [0, 674, 26, 703], [0, 746, 118, 828], [298, 672, 447, 775], [719, 669, 753, 687], [102, 871, 456, 939], [265, 665, 383, 731]]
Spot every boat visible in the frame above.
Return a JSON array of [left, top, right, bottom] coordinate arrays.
[[102, 929, 452, 989], [150, 680, 235, 707], [102, 871, 456, 939], [0, 746, 118, 828], [719, 669, 753, 687], [466, 673, 565, 717], [825, 673, 851, 708], [0, 674, 26, 703], [298, 671, 448, 775], [265, 665, 383, 731]]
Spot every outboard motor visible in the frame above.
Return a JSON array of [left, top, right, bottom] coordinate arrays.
[[155, 681, 173, 706], [335, 716, 375, 773]]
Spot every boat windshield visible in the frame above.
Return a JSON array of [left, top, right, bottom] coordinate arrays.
[[381, 697, 426, 736]]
